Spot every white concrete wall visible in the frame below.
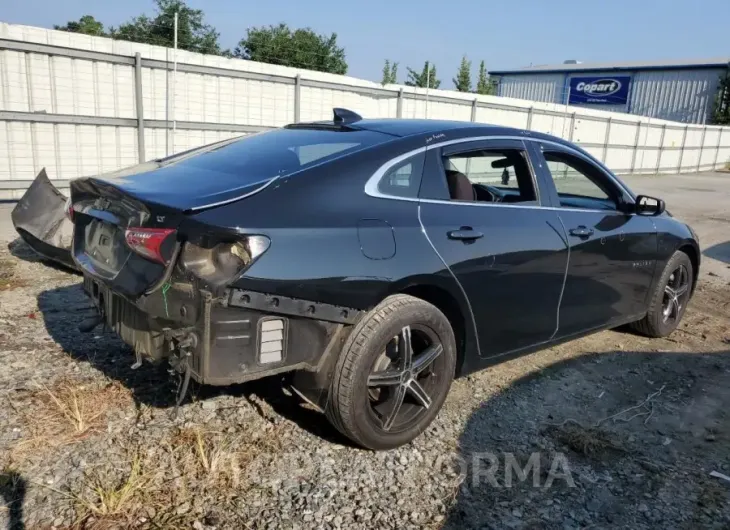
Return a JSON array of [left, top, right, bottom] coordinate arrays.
[[1, 22, 729, 200]]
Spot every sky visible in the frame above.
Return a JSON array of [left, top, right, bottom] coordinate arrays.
[[3, 0, 729, 88]]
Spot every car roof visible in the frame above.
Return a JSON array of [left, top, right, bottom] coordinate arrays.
[[290, 111, 577, 151], [351, 118, 572, 146], [351, 118, 485, 137]]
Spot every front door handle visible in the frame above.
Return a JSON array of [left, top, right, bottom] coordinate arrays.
[[448, 227, 484, 241], [569, 225, 594, 238]]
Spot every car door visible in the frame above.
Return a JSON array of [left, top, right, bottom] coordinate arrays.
[[418, 138, 569, 358], [528, 141, 657, 337]]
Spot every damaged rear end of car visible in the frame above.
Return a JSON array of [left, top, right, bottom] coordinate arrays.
[[69, 125, 388, 392]]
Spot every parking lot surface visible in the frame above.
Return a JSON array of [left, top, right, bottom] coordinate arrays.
[[1, 171, 728, 529]]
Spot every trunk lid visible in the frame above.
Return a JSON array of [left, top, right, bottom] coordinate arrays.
[[88, 164, 276, 212], [71, 177, 186, 298]]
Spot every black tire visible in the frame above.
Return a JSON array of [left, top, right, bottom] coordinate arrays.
[[631, 250, 694, 338], [326, 294, 456, 450]]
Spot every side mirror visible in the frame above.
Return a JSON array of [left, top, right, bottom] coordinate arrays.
[[634, 195, 665, 216]]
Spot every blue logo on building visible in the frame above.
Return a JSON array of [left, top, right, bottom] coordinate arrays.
[[568, 76, 631, 105]]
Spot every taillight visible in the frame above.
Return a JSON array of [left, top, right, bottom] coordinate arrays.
[[181, 236, 270, 286], [124, 228, 176, 264]]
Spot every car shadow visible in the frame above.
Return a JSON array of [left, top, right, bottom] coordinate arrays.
[[6, 237, 78, 274], [443, 348, 730, 529], [704, 240, 730, 265], [36, 283, 352, 447], [0, 470, 26, 530], [195, 380, 354, 447]]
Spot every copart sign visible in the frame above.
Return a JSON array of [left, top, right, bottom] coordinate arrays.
[[568, 75, 631, 105]]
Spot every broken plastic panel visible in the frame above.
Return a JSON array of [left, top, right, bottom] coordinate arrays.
[[11, 169, 77, 270]]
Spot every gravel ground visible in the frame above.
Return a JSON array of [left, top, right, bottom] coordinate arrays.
[[1, 237, 729, 529]]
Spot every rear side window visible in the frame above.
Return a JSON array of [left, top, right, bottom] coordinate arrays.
[[377, 152, 426, 198], [294, 143, 360, 164], [162, 128, 390, 182]]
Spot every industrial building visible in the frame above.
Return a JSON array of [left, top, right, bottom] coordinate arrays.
[[490, 58, 730, 124]]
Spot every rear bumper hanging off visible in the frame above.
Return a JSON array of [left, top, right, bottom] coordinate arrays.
[[11, 169, 77, 270]]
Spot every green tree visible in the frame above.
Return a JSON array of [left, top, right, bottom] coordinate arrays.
[[381, 59, 398, 85], [54, 15, 106, 37], [453, 55, 472, 92], [109, 0, 223, 55], [712, 66, 730, 125], [476, 60, 495, 95], [234, 23, 347, 75], [405, 61, 441, 89]]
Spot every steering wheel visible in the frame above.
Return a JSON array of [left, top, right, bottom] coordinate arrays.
[[482, 184, 506, 203]]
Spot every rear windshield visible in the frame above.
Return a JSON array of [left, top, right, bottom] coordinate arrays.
[[161, 127, 389, 180]]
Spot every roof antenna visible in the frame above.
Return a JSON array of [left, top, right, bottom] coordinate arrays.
[[333, 108, 363, 125]]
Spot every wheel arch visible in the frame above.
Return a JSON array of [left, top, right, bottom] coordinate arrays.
[[391, 281, 475, 377], [677, 241, 700, 296]]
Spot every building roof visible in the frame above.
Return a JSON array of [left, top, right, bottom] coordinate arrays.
[[489, 57, 730, 76]]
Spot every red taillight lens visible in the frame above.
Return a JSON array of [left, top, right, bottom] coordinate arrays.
[[124, 228, 176, 264]]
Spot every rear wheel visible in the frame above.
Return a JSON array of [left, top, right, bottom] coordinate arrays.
[[326, 294, 456, 450], [632, 250, 693, 337]]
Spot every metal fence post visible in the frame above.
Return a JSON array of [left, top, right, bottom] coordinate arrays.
[[713, 128, 723, 169], [471, 98, 478, 122], [697, 126, 707, 172], [655, 124, 666, 174], [134, 52, 146, 163], [294, 75, 301, 123], [602, 117, 612, 164], [630, 121, 642, 173], [677, 125, 688, 172], [396, 89, 404, 118], [568, 112, 576, 142]]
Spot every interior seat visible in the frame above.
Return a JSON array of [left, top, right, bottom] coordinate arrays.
[[445, 170, 476, 201]]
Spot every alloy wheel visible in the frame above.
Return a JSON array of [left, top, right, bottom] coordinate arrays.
[[367, 325, 444, 432], [662, 264, 690, 323]]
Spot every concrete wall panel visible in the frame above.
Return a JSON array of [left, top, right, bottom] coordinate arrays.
[[0, 21, 729, 197]]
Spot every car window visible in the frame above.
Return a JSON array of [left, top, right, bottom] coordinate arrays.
[[293, 143, 360, 165], [441, 149, 537, 204], [377, 152, 425, 198], [144, 128, 390, 182], [542, 151, 617, 210]]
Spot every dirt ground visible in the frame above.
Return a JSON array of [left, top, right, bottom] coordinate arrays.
[[1, 176, 730, 528]]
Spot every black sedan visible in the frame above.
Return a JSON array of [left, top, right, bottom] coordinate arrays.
[[56, 109, 699, 449]]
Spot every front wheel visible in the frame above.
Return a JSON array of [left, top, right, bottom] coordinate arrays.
[[326, 294, 456, 450], [632, 250, 694, 337]]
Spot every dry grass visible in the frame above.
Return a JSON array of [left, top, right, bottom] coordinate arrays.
[[0, 257, 13, 280], [168, 424, 283, 491], [62, 454, 175, 530], [0, 258, 28, 291], [75, 456, 147, 520], [13, 415, 286, 528], [42, 384, 107, 434], [66, 425, 285, 527], [171, 428, 238, 478], [36, 451, 189, 530], [11, 380, 133, 460]]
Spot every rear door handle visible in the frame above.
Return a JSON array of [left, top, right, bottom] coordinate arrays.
[[448, 227, 484, 241], [569, 226, 594, 238]]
